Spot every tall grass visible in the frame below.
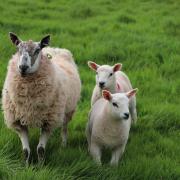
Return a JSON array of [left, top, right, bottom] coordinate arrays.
[[0, 0, 179, 179]]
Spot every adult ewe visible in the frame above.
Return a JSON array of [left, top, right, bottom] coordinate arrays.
[[2, 33, 81, 163], [88, 61, 137, 123]]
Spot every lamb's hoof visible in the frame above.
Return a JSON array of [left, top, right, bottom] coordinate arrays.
[[110, 161, 119, 167], [37, 146, 45, 162], [23, 148, 30, 165]]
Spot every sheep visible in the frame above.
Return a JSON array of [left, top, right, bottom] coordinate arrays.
[[2, 32, 81, 164], [88, 61, 137, 123], [86, 89, 138, 166]]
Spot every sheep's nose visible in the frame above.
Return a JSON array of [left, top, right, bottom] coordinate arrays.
[[124, 113, 129, 120], [19, 65, 28, 72], [99, 82, 105, 88]]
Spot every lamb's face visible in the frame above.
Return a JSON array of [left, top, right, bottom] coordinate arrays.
[[102, 89, 138, 120], [110, 93, 130, 120], [96, 65, 115, 89], [9, 32, 50, 77], [88, 61, 122, 90]]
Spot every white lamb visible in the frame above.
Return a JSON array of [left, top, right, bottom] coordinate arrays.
[[2, 33, 81, 163], [88, 61, 137, 123], [86, 89, 138, 166]]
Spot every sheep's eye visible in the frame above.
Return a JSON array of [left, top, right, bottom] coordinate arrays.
[[109, 73, 113, 77], [112, 102, 118, 107]]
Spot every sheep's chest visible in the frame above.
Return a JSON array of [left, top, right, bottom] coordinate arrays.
[[92, 120, 130, 148], [11, 78, 55, 127], [15, 80, 49, 107]]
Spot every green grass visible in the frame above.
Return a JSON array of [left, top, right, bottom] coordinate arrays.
[[0, 0, 180, 179]]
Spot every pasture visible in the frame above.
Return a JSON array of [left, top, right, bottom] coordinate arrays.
[[0, 0, 180, 179]]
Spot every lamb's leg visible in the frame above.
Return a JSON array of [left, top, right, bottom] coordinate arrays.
[[129, 96, 137, 124], [90, 142, 102, 165], [86, 111, 92, 152], [110, 144, 126, 166], [37, 126, 51, 162], [13, 121, 30, 164], [85, 123, 91, 152], [61, 111, 74, 147]]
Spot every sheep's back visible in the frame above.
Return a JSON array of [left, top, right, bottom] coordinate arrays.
[[43, 47, 81, 114]]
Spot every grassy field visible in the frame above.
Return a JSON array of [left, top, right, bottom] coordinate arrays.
[[0, 0, 180, 179]]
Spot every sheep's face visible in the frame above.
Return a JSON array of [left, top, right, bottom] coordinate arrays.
[[88, 61, 122, 90], [102, 89, 138, 120], [9, 32, 50, 76]]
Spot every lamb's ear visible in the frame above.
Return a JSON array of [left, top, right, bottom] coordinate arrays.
[[113, 63, 122, 72], [88, 61, 100, 71], [102, 90, 112, 101], [40, 35, 50, 49], [9, 32, 21, 46], [126, 88, 138, 98]]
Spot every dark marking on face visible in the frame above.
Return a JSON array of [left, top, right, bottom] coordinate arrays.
[[18, 40, 41, 66]]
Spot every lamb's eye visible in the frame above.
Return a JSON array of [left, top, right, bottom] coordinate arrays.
[[112, 102, 118, 107], [109, 73, 113, 77]]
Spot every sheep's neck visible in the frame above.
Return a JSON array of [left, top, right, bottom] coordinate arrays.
[[100, 83, 116, 94], [108, 84, 116, 93]]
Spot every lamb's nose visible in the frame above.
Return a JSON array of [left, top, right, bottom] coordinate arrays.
[[124, 113, 129, 120], [19, 65, 28, 72], [99, 82, 105, 88]]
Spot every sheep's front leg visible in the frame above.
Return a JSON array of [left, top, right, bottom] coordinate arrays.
[[37, 127, 51, 162], [90, 142, 102, 165], [13, 122, 30, 164], [61, 121, 68, 147], [110, 144, 126, 166]]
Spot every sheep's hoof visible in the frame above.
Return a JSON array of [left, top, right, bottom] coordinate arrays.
[[23, 148, 30, 165], [37, 146, 45, 162]]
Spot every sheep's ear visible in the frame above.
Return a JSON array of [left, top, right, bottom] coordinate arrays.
[[113, 63, 122, 72], [9, 32, 21, 46], [126, 88, 138, 98], [40, 35, 50, 49], [88, 61, 100, 71], [102, 90, 112, 101]]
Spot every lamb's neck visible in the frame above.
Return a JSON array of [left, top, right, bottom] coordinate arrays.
[[107, 77, 117, 93], [107, 84, 116, 93], [100, 83, 116, 94]]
